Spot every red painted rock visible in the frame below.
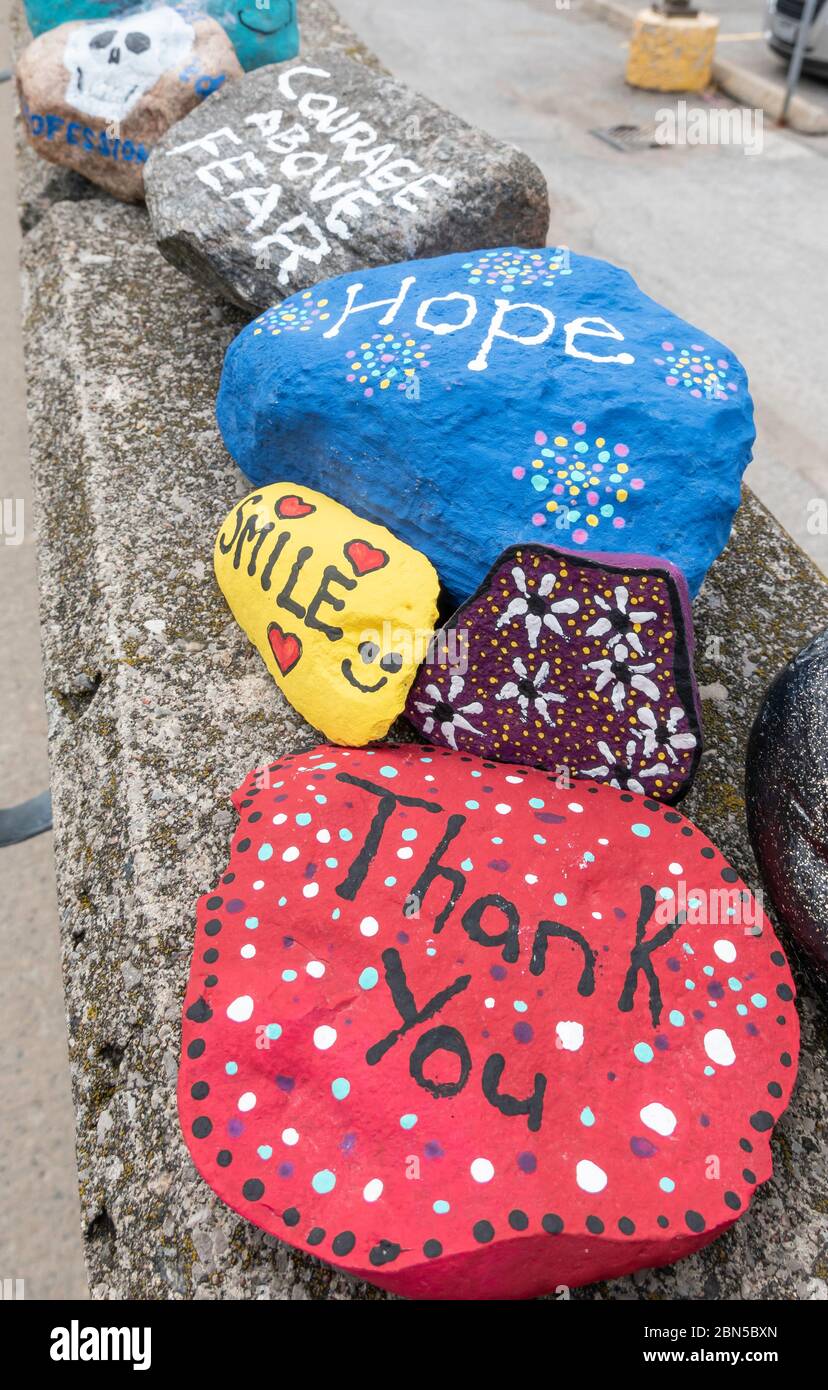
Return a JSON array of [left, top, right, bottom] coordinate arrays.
[[406, 544, 702, 803], [179, 744, 799, 1300]]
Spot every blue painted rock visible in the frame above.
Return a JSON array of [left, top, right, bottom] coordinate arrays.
[[406, 544, 702, 803], [16, 6, 241, 201], [145, 58, 550, 312], [179, 743, 798, 1300], [216, 248, 754, 600], [746, 625, 828, 978], [23, 0, 299, 72]]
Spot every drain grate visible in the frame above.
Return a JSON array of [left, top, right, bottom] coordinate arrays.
[[590, 124, 670, 152]]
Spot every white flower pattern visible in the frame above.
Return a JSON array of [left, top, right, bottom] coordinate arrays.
[[586, 644, 661, 712], [496, 565, 579, 649], [495, 657, 565, 727], [582, 739, 664, 795], [412, 672, 482, 751], [585, 585, 657, 657], [633, 705, 698, 762]]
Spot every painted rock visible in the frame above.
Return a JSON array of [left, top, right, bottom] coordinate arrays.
[[214, 484, 439, 745], [23, 1, 300, 72], [144, 53, 550, 312], [179, 743, 798, 1301], [746, 625, 828, 976], [16, 6, 242, 202], [215, 248, 754, 600], [406, 544, 702, 804]]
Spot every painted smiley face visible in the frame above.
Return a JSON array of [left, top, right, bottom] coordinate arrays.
[[342, 641, 404, 694], [237, 2, 294, 37]]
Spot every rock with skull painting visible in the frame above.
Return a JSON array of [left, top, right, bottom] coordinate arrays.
[[214, 483, 440, 746], [405, 544, 703, 804], [23, 1, 300, 72], [16, 5, 242, 201]]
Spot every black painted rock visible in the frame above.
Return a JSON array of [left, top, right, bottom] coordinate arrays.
[[747, 625, 828, 976], [144, 49, 550, 311]]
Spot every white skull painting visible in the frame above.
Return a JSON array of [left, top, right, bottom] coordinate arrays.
[[63, 7, 195, 122]]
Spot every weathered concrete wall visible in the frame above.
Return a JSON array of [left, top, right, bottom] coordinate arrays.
[[13, 2, 828, 1300]]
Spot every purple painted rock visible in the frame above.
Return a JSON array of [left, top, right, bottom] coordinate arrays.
[[405, 544, 702, 803], [179, 743, 798, 1300]]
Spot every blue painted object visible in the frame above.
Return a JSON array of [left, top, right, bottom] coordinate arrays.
[[216, 248, 755, 601], [24, 1, 299, 71]]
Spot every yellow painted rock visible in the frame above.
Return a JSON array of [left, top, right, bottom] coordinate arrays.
[[215, 484, 440, 745]]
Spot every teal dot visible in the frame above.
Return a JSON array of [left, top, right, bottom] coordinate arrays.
[[402, 828, 418, 841], [683, 942, 695, 954], [400, 1113, 418, 1130], [736, 1004, 748, 1016], [325, 856, 338, 868], [685, 979, 696, 990], [751, 992, 767, 1008], [574, 441, 589, 453], [668, 1010, 685, 1027], [461, 858, 474, 872], [278, 896, 287, 907], [359, 967, 379, 990], [339, 828, 353, 841], [465, 799, 479, 810], [296, 812, 311, 827], [331, 1077, 350, 1100], [514, 1000, 528, 1013], [426, 947, 436, 957], [265, 1023, 282, 1040], [331, 908, 341, 920], [384, 876, 397, 887], [532, 475, 548, 492], [600, 504, 614, 518], [312, 1169, 336, 1194], [631, 823, 651, 838], [598, 450, 610, 462], [281, 969, 297, 982], [471, 769, 482, 778], [317, 762, 337, 770], [580, 1106, 595, 1127], [245, 916, 259, 929], [703, 965, 714, 976], [257, 1145, 273, 1160], [491, 837, 503, 845], [634, 1042, 654, 1063], [659, 886, 674, 899], [533, 834, 547, 845], [704, 1065, 715, 1076], [584, 851, 595, 863], [379, 765, 398, 779], [258, 843, 273, 861], [433, 1200, 450, 1214], [728, 977, 742, 992], [554, 892, 567, 907], [225, 1061, 238, 1075], [659, 1177, 675, 1193], [315, 794, 327, 805]]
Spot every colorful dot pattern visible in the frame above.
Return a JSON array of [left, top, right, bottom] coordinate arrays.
[[654, 341, 739, 401], [179, 744, 798, 1299], [514, 421, 643, 546], [252, 291, 333, 336], [463, 248, 572, 291], [343, 331, 432, 399], [406, 544, 702, 803]]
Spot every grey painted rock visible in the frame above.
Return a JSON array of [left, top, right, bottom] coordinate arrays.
[[144, 50, 550, 311], [746, 626, 828, 977], [16, 6, 242, 202]]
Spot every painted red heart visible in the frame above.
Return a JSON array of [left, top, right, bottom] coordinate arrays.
[[276, 495, 316, 520], [267, 623, 302, 675], [344, 539, 389, 577]]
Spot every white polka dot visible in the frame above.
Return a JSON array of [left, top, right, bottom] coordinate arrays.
[[704, 1028, 735, 1066], [640, 1102, 677, 1136], [306, 960, 325, 978], [669, 862, 683, 875], [591, 911, 602, 920], [282, 846, 300, 862], [253, 879, 264, 890], [303, 882, 319, 898], [316, 828, 331, 843], [281, 1127, 299, 1146], [494, 803, 512, 815], [238, 1091, 256, 1112], [226, 995, 254, 1023], [576, 1159, 607, 1193], [556, 1020, 584, 1052], [396, 847, 414, 859], [713, 939, 737, 963], [484, 997, 495, 1009], [505, 775, 523, 784], [272, 813, 287, 825], [363, 1178, 383, 1203], [525, 873, 538, 885], [470, 1157, 494, 1183], [313, 1025, 337, 1051], [240, 944, 256, 959], [598, 837, 609, 845], [568, 802, 584, 814], [360, 916, 379, 937]]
